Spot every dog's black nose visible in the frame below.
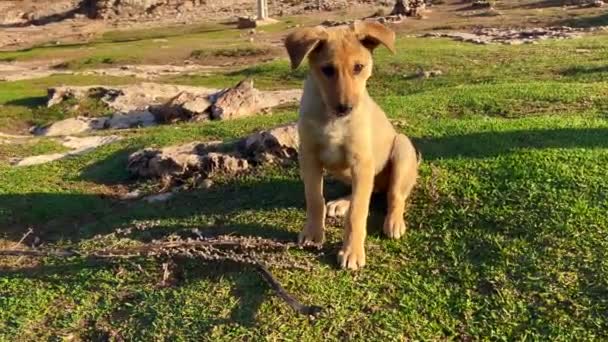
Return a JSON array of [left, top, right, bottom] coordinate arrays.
[[336, 104, 353, 116]]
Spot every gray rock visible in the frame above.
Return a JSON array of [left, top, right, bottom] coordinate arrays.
[[127, 122, 299, 181]]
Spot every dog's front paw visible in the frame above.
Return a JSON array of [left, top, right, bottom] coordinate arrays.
[[383, 214, 406, 239], [337, 244, 366, 270], [298, 225, 325, 246]]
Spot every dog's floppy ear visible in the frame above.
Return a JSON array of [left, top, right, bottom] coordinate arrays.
[[284, 26, 328, 69], [353, 20, 396, 54]]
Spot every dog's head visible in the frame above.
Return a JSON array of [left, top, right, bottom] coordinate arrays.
[[285, 21, 395, 117]]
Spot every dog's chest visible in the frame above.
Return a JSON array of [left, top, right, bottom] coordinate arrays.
[[315, 120, 351, 169]]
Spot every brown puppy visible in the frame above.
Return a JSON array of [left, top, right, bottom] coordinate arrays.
[[285, 21, 419, 270]]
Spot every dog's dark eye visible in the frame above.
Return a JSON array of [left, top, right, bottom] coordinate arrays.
[[353, 63, 364, 75], [321, 65, 335, 77]]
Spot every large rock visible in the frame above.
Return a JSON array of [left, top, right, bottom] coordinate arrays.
[[210, 79, 302, 121], [239, 123, 299, 163], [47, 83, 219, 113], [153, 91, 212, 123], [127, 140, 249, 179], [210, 79, 259, 120], [201, 152, 250, 177], [37, 81, 302, 136], [258, 89, 302, 111], [127, 122, 299, 181]]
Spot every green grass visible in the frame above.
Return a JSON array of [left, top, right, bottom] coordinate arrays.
[[190, 45, 275, 59], [99, 23, 229, 43], [1, 31, 608, 340], [0, 19, 299, 70], [0, 74, 137, 132]]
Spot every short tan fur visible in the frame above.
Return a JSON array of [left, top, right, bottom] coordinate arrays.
[[285, 21, 419, 270]]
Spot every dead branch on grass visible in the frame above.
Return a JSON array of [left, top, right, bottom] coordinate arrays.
[[0, 235, 323, 317]]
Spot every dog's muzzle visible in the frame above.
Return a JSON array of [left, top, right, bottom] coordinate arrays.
[[335, 104, 353, 117]]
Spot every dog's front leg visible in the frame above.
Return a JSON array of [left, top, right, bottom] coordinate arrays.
[[338, 156, 374, 270], [298, 147, 326, 245]]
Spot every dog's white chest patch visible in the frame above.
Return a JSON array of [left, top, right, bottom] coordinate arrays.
[[318, 120, 349, 169], [320, 143, 345, 168]]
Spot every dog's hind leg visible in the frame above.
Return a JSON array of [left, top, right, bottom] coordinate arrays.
[[383, 134, 418, 239], [324, 170, 353, 218], [327, 196, 351, 218]]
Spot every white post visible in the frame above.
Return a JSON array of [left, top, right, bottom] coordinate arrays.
[[257, 0, 268, 20]]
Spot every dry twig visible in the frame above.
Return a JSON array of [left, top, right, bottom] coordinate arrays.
[[0, 235, 323, 317], [11, 227, 33, 248]]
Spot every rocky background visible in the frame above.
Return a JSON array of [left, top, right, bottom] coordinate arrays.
[[2, 0, 605, 27], [0, 0, 386, 26], [0, 0, 397, 50]]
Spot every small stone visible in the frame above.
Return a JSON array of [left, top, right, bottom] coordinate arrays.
[[200, 179, 214, 189], [416, 68, 443, 78], [121, 190, 142, 200], [143, 192, 174, 203], [471, 0, 492, 9]]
